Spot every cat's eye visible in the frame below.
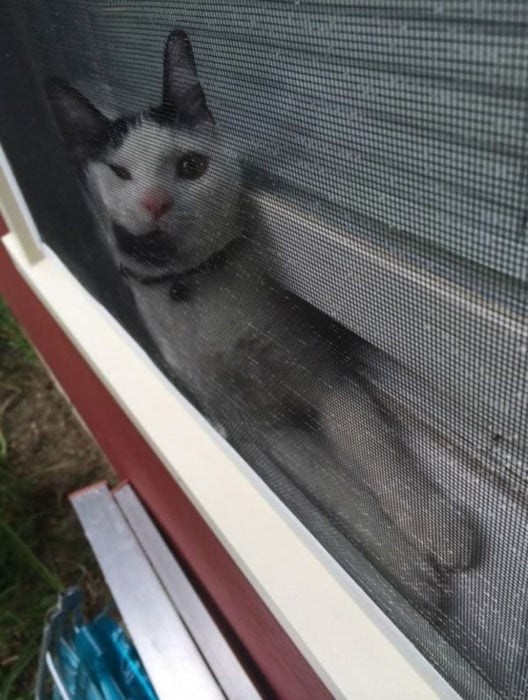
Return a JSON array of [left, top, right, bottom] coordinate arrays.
[[108, 163, 132, 181], [177, 152, 208, 180]]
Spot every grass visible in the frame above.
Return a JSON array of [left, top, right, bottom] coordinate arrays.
[[0, 298, 49, 700], [0, 301, 36, 375], [0, 469, 61, 700], [0, 298, 113, 699]]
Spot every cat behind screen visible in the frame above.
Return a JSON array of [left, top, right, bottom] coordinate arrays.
[[47, 30, 479, 615]]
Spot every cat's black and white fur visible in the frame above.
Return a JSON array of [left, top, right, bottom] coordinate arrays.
[[47, 30, 479, 614]]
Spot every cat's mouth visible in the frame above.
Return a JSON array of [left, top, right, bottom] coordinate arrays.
[[113, 223, 179, 268]]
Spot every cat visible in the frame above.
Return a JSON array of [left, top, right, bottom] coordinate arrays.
[[46, 29, 479, 615]]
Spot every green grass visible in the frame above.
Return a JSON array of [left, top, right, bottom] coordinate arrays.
[[0, 300, 50, 700], [0, 298, 35, 475], [0, 298, 52, 700], [0, 297, 111, 699], [0, 466, 62, 700], [0, 299, 36, 375]]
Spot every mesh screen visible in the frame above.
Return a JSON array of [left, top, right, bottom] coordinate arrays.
[[2, 3, 528, 697]]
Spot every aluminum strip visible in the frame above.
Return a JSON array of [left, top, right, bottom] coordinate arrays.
[[70, 483, 224, 700], [114, 484, 262, 700]]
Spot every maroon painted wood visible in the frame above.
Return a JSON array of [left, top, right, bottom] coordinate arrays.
[[0, 235, 334, 700]]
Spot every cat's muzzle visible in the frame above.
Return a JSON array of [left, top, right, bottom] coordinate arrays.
[[113, 223, 179, 267]]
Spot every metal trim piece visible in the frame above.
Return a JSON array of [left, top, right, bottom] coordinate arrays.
[[70, 483, 225, 700], [114, 484, 262, 700]]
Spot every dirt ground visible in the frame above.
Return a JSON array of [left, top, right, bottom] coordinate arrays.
[[0, 300, 114, 698], [1, 361, 114, 580]]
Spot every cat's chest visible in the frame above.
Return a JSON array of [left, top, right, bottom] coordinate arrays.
[[129, 266, 269, 381]]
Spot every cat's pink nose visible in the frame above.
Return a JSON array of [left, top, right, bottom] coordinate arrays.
[[141, 194, 174, 221]]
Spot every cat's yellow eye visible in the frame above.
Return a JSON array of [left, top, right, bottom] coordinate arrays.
[[108, 163, 132, 181], [177, 152, 208, 180]]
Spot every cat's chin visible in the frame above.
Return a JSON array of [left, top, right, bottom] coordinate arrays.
[[112, 222, 180, 269]]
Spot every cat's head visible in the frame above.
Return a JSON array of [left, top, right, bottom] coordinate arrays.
[[47, 30, 243, 275]]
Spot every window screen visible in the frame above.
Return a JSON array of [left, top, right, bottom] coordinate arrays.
[[2, 3, 527, 698]]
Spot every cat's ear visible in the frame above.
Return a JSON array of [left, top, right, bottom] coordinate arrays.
[[162, 30, 213, 125], [46, 79, 111, 159]]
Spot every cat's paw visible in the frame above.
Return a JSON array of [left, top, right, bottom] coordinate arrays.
[[421, 497, 480, 572], [321, 379, 481, 573]]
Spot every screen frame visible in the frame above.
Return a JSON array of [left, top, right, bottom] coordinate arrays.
[[0, 153, 463, 699]]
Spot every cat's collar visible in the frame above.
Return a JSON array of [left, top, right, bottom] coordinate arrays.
[[119, 238, 241, 302], [119, 264, 186, 296]]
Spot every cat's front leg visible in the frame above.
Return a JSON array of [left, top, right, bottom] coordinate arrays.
[[321, 379, 480, 573], [251, 425, 444, 616]]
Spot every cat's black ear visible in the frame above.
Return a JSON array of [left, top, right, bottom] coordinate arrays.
[[162, 30, 213, 125], [46, 79, 111, 159]]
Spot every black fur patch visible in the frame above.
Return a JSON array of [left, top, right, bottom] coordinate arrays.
[[114, 223, 179, 266], [75, 113, 143, 161], [103, 114, 145, 152], [148, 103, 179, 127], [106, 117, 130, 149], [149, 84, 214, 128]]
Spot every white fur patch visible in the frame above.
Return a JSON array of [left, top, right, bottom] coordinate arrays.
[[86, 116, 242, 274]]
